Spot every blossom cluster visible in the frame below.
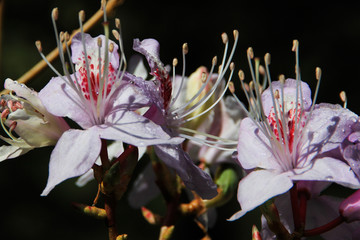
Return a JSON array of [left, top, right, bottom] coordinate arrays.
[[2, 3, 360, 240]]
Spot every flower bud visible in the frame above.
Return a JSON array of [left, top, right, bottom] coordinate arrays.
[[339, 189, 360, 222]]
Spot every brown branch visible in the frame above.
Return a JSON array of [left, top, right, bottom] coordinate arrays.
[[0, 0, 124, 95]]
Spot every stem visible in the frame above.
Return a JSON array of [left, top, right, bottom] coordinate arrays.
[[100, 139, 111, 170], [303, 216, 344, 237], [290, 185, 301, 231], [0, 0, 125, 94], [104, 194, 118, 240], [298, 190, 309, 229]]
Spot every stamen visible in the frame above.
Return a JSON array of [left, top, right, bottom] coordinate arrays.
[[182, 62, 235, 123], [340, 91, 347, 108]]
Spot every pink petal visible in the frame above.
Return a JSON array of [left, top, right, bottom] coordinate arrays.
[[41, 128, 101, 196], [101, 110, 183, 146], [237, 117, 281, 170], [229, 169, 293, 220], [291, 157, 360, 188]]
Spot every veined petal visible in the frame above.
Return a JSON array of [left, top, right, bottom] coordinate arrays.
[[290, 157, 360, 188], [301, 103, 358, 162], [154, 144, 218, 199], [39, 76, 93, 129], [261, 79, 312, 116], [237, 117, 281, 170], [97, 110, 183, 147], [41, 128, 101, 196], [229, 169, 293, 221], [71, 33, 119, 70], [133, 38, 161, 72]]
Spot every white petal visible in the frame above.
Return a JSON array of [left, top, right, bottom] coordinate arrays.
[[41, 128, 101, 196]]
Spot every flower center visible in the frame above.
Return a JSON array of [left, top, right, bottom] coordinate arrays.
[[76, 52, 116, 103], [267, 101, 305, 153]]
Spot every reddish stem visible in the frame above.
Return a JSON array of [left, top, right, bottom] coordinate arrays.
[[290, 185, 301, 231], [298, 190, 309, 229], [104, 194, 118, 240], [100, 139, 110, 170], [303, 216, 344, 237]]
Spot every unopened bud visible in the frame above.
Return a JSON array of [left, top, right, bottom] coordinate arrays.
[[252, 225, 262, 240]]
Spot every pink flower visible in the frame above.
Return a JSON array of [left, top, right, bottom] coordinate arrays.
[[38, 32, 183, 196]]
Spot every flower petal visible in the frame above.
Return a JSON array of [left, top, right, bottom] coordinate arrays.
[[41, 128, 101, 196], [133, 38, 161, 72], [75, 140, 124, 187], [99, 110, 183, 147], [0, 145, 32, 162], [229, 169, 293, 221], [237, 117, 281, 170], [304, 103, 358, 155], [154, 144, 218, 199], [291, 157, 360, 188], [38, 76, 94, 129], [261, 79, 312, 116]]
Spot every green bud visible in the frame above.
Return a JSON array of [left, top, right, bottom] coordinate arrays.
[[204, 164, 239, 208]]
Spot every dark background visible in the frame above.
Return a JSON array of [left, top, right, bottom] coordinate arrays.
[[1, 0, 360, 239]]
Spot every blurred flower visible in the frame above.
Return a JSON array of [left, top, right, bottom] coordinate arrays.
[[230, 44, 360, 220], [132, 33, 239, 199], [38, 13, 183, 195], [0, 78, 69, 161]]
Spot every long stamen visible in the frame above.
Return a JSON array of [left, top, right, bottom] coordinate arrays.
[[179, 133, 237, 151], [79, 10, 98, 121], [179, 126, 238, 144], [171, 56, 217, 114], [182, 62, 235, 123], [169, 43, 188, 107], [178, 30, 239, 119]]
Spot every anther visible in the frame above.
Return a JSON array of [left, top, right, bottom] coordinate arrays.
[[212, 56, 217, 66], [238, 70, 245, 81], [59, 31, 65, 43], [172, 58, 178, 67], [79, 10, 86, 22], [1, 109, 9, 119], [229, 81, 236, 94], [9, 121, 17, 132], [218, 64, 223, 74], [201, 72, 207, 83], [274, 89, 280, 99], [97, 37, 102, 47], [247, 47, 254, 59], [340, 91, 347, 108], [264, 53, 271, 65], [64, 32, 70, 42], [315, 67, 322, 81], [112, 29, 120, 40], [249, 81, 254, 91], [182, 43, 189, 55], [52, 8, 59, 21], [0, 99, 6, 107], [292, 39, 299, 52], [115, 18, 121, 29], [233, 30, 239, 39], [230, 62, 235, 71], [35, 40, 43, 52], [259, 65, 266, 76], [221, 32, 229, 44], [109, 43, 114, 53], [279, 74, 285, 84], [7, 100, 13, 110], [14, 102, 23, 109]]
